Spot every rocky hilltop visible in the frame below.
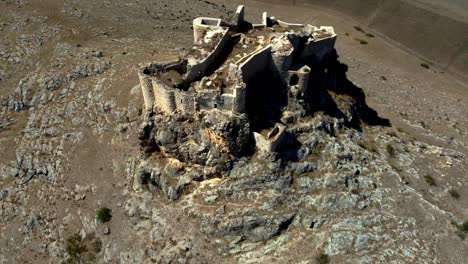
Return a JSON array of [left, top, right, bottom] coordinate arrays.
[[0, 1, 467, 263]]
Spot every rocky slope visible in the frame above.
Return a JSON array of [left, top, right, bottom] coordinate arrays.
[[0, 0, 467, 263]]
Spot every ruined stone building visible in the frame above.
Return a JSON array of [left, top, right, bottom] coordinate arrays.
[[139, 5, 336, 153]]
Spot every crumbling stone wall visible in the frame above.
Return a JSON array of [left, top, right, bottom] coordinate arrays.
[[301, 37, 337, 65], [137, 5, 338, 154], [193, 17, 222, 45], [186, 28, 230, 83], [174, 91, 196, 113], [138, 71, 155, 110], [152, 78, 177, 114], [239, 46, 273, 82], [232, 84, 247, 113]]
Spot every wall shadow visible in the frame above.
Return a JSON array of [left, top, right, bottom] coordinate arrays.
[[305, 49, 391, 130], [245, 68, 288, 132]]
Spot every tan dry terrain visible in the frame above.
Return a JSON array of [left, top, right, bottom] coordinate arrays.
[[0, 0, 468, 263]]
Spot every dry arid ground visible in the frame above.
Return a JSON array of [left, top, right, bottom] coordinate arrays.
[[0, 0, 468, 263]]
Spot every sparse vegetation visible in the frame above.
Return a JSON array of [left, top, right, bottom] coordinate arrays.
[[353, 26, 364, 32], [365, 33, 375, 38], [420, 63, 430, 69], [96, 207, 112, 223], [345, 32, 350, 36], [316, 252, 330, 264], [386, 144, 396, 157], [66, 234, 87, 259], [355, 38, 368, 45], [420, 121, 429, 129], [460, 221, 468, 232], [453, 221, 468, 240], [424, 174, 436, 186], [449, 189, 460, 199], [380, 75, 387, 81], [65, 233, 102, 262]]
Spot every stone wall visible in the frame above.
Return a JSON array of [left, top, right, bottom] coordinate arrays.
[[239, 45, 273, 82], [186, 28, 230, 83], [288, 65, 311, 93], [258, 0, 468, 78], [174, 91, 196, 114], [196, 90, 219, 111], [232, 83, 247, 113], [138, 71, 155, 110], [152, 78, 176, 114], [193, 17, 222, 45], [300, 37, 336, 65]]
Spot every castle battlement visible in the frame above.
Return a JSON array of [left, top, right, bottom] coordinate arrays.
[[139, 5, 337, 152]]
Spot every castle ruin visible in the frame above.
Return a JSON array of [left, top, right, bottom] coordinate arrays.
[[139, 5, 336, 153]]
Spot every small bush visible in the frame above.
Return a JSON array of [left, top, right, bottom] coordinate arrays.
[[386, 144, 396, 157], [316, 252, 330, 264], [420, 121, 429, 129], [365, 33, 375, 38], [66, 234, 87, 259], [424, 175, 436, 186], [420, 63, 430, 69], [354, 26, 364, 32], [381, 76, 387, 81], [65, 233, 102, 262], [449, 189, 460, 199], [345, 32, 350, 36], [96, 207, 112, 223], [355, 38, 368, 45], [453, 221, 468, 240], [461, 221, 468, 232]]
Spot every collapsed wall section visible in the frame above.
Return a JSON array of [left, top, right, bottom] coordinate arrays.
[[186, 28, 231, 83], [193, 17, 223, 45], [301, 27, 337, 65]]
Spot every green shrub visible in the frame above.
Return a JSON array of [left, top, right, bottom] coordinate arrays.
[[365, 33, 375, 38], [355, 38, 368, 45], [449, 189, 460, 199], [424, 175, 436, 186], [96, 207, 112, 223], [65, 233, 102, 262], [66, 234, 87, 259], [386, 144, 396, 157], [316, 252, 330, 264], [461, 221, 468, 232], [354, 26, 364, 32]]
